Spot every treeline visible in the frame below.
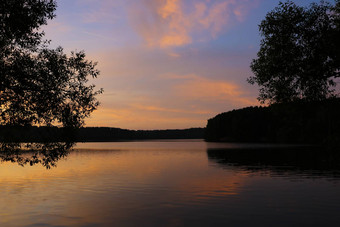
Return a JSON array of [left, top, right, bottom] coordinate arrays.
[[76, 127, 205, 141], [0, 126, 205, 142], [205, 98, 340, 145]]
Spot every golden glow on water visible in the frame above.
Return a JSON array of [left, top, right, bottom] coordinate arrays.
[[1, 141, 340, 226], [0, 142, 244, 226]]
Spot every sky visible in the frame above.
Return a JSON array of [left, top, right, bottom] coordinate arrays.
[[43, 0, 318, 130]]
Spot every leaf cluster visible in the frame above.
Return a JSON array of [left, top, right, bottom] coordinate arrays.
[[0, 0, 103, 128], [0, 0, 56, 50], [249, 0, 340, 104]]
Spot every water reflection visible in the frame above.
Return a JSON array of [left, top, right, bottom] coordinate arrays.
[[0, 142, 73, 169], [207, 146, 340, 178], [1, 141, 340, 226]]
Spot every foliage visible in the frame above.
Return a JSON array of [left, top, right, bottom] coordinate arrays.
[[0, 0, 56, 50], [0, 1, 103, 166], [0, 0, 102, 128], [1, 47, 102, 127], [205, 98, 340, 146], [248, 1, 340, 104]]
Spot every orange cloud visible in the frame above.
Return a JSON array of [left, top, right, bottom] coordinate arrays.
[[172, 74, 258, 106], [83, 63, 259, 129], [85, 105, 209, 130], [129, 0, 258, 48]]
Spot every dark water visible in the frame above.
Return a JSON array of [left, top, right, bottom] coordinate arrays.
[[1, 140, 340, 226]]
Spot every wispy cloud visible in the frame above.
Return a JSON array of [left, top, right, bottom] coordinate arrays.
[[42, 21, 72, 36], [169, 74, 258, 106], [76, 0, 123, 24], [42, 0, 266, 129], [128, 0, 258, 48], [86, 105, 208, 130]]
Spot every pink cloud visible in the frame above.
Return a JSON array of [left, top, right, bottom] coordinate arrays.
[[172, 74, 258, 106], [85, 73, 258, 129], [42, 21, 72, 37], [83, 47, 259, 129], [128, 0, 258, 48], [85, 105, 208, 130]]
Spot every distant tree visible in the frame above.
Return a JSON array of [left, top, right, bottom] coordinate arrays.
[[248, 0, 340, 104], [0, 0, 103, 128]]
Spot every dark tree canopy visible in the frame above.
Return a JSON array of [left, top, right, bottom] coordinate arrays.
[[0, 0, 56, 50], [248, 0, 340, 104], [0, 0, 102, 128]]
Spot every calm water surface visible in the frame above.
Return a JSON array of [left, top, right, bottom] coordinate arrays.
[[1, 140, 340, 226]]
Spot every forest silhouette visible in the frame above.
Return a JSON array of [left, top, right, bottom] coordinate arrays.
[[205, 98, 340, 146], [206, 1, 340, 147]]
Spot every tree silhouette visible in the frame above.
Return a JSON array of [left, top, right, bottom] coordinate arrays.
[[1, 1, 103, 166], [248, 1, 339, 104], [0, 0, 56, 50], [0, 0, 103, 128]]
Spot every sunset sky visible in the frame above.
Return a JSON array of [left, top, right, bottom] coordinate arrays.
[[43, 0, 316, 130]]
